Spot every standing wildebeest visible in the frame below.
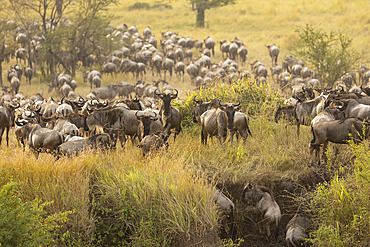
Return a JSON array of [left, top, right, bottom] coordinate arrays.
[[16, 120, 64, 159], [266, 44, 280, 66], [0, 101, 19, 146], [10, 76, 20, 96], [310, 117, 370, 164], [285, 214, 311, 247], [204, 36, 215, 56], [335, 99, 370, 120], [219, 40, 230, 59], [101, 62, 117, 77], [155, 89, 182, 140], [24, 67, 32, 84], [241, 183, 281, 239], [237, 45, 248, 64], [230, 111, 252, 143], [200, 100, 240, 145], [175, 62, 185, 81], [294, 95, 327, 137], [229, 42, 238, 60], [162, 57, 174, 80], [135, 111, 164, 140]]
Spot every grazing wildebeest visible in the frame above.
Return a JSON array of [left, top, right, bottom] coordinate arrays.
[[309, 117, 370, 164], [285, 214, 311, 247], [137, 132, 169, 157], [200, 100, 241, 145], [155, 89, 182, 140], [241, 183, 281, 239]]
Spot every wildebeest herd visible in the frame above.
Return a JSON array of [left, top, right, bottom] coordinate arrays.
[[3, 21, 370, 245]]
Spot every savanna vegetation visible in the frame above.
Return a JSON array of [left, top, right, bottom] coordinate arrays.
[[1, 0, 370, 246]]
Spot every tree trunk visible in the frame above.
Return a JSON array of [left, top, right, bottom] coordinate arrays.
[[0, 62, 3, 86], [196, 3, 206, 28]]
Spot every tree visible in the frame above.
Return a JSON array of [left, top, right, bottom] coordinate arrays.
[[0, 20, 17, 86], [190, 0, 235, 28], [294, 24, 360, 88]]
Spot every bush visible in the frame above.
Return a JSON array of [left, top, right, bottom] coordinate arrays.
[[0, 182, 71, 246], [309, 141, 370, 246], [175, 78, 280, 128], [128, 2, 151, 10]]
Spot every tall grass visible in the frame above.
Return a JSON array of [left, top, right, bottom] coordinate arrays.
[[309, 141, 370, 246]]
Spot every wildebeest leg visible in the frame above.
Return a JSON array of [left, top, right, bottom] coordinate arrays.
[[164, 123, 172, 137], [322, 141, 329, 164], [6, 127, 9, 146], [297, 123, 300, 138], [0, 128, 4, 146], [119, 134, 126, 148], [201, 129, 207, 145]]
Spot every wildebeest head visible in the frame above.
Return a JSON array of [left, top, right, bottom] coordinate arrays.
[[136, 111, 158, 137], [156, 88, 178, 116], [219, 100, 240, 130]]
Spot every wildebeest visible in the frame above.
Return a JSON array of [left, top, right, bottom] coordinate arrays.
[[294, 95, 327, 137], [309, 117, 370, 164], [241, 183, 281, 239], [137, 132, 169, 157], [200, 100, 240, 144], [285, 214, 311, 247], [16, 120, 64, 159], [335, 99, 370, 120], [219, 40, 230, 59], [212, 186, 236, 240], [24, 67, 33, 84], [204, 36, 215, 56], [135, 110, 164, 140], [57, 131, 119, 157], [9, 76, 20, 96], [156, 89, 182, 140], [230, 111, 252, 143], [0, 101, 19, 146], [266, 44, 279, 66], [101, 62, 117, 77]]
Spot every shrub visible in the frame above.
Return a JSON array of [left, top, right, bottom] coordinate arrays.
[[128, 2, 151, 10], [309, 141, 370, 246], [0, 182, 71, 246], [175, 78, 280, 128]]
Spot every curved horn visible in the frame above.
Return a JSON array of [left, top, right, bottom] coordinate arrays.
[[173, 89, 178, 97], [338, 101, 344, 109], [193, 95, 201, 104], [135, 110, 143, 119], [61, 96, 65, 104], [15, 116, 27, 126], [233, 99, 241, 107], [218, 99, 226, 107]]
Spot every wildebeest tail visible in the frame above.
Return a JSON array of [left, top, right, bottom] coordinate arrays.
[[309, 126, 318, 150]]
